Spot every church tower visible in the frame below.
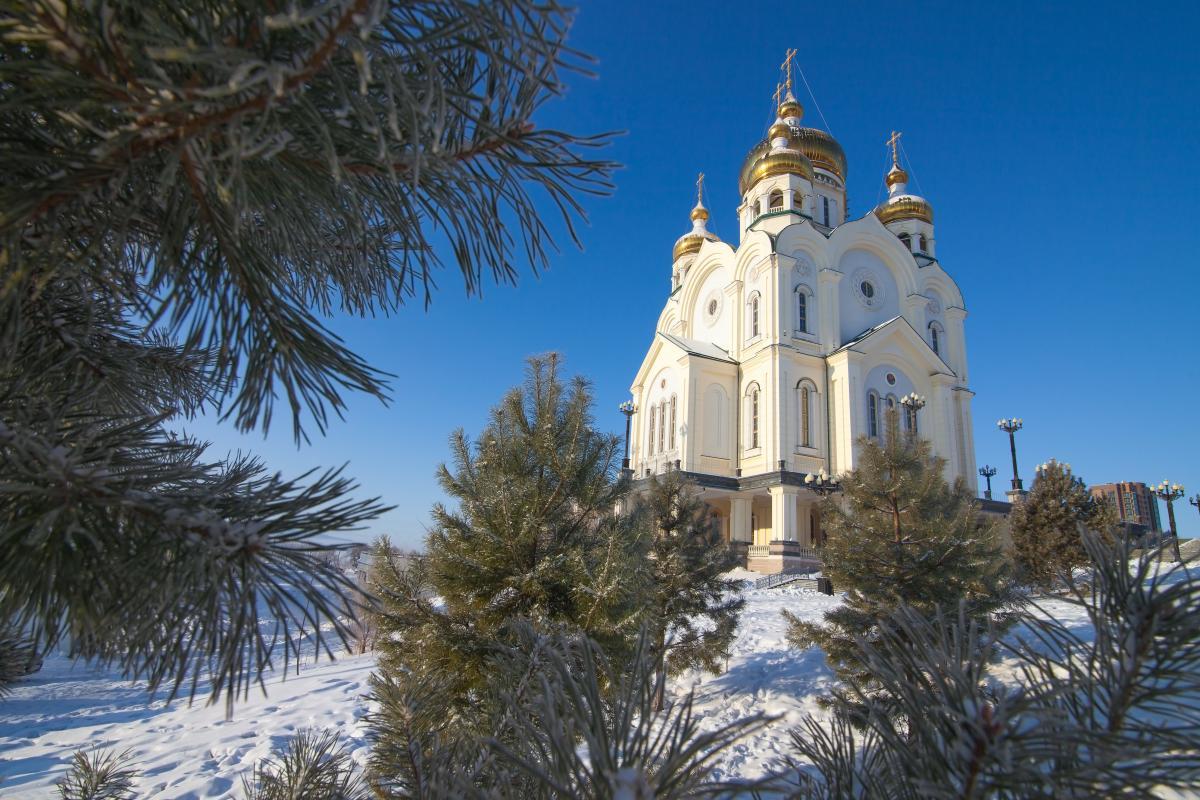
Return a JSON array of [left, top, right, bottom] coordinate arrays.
[[626, 57, 978, 573]]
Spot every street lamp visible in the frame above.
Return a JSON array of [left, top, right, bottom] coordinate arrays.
[[1151, 480, 1186, 563], [997, 418, 1024, 494], [618, 401, 636, 471], [1190, 493, 1200, 523], [900, 393, 926, 437], [804, 468, 842, 498], [978, 465, 997, 500]]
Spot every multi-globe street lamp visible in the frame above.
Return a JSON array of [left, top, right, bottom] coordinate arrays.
[[804, 467, 842, 498], [997, 418, 1024, 494], [618, 401, 636, 471], [978, 465, 997, 500], [900, 393, 926, 437], [1190, 493, 1200, 523], [1151, 480, 1186, 563]]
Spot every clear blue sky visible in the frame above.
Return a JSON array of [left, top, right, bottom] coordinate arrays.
[[185, 0, 1200, 548]]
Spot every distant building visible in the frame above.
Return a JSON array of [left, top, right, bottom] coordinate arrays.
[[1090, 482, 1162, 536]]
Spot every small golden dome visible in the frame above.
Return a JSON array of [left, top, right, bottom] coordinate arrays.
[[874, 195, 933, 225], [790, 127, 848, 182], [885, 164, 909, 187], [738, 146, 814, 194], [768, 119, 791, 141], [672, 230, 720, 261], [778, 97, 803, 120], [690, 204, 709, 222]]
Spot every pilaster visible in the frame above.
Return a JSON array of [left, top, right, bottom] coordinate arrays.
[[769, 485, 799, 542]]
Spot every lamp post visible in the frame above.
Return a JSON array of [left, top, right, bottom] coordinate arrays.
[[618, 401, 636, 471], [805, 468, 842, 498], [900, 393, 926, 438], [1190, 493, 1200, 524], [997, 418, 1024, 495], [1151, 481, 1186, 563], [978, 465, 997, 500]]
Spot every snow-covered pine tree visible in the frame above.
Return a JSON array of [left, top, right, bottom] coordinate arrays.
[[639, 472, 745, 710], [1008, 459, 1116, 590], [0, 1, 614, 709], [368, 355, 647, 738], [785, 410, 1013, 696]]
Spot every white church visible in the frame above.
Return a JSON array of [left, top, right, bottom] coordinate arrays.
[[627, 76, 978, 573]]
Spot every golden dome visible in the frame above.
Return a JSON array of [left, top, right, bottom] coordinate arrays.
[[690, 204, 709, 222], [874, 195, 933, 225], [778, 97, 803, 120], [789, 127, 848, 182], [885, 164, 908, 187], [768, 119, 791, 141], [738, 145, 814, 194], [672, 229, 719, 261]]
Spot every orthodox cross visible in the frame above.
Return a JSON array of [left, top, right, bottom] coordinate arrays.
[[887, 130, 903, 166], [780, 48, 798, 91], [696, 172, 705, 206], [773, 82, 783, 109]]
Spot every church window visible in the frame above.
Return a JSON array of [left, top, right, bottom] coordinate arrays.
[[868, 391, 880, 438], [769, 190, 783, 211], [822, 195, 830, 226], [905, 403, 919, 435], [749, 294, 760, 339], [798, 382, 814, 448], [898, 233, 911, 251], [669, 395, 677, 450], [658, 400, 666, 453], [793, 190, 804, 211], [859, 280, 875, 300], [648, 406, 657, 456], [885, 394, 898, 441], [708, 299, 718, 316], [929, 322, 941, 355], [919, 234, 928, 252], [748, 385, 760, 450], [795, 287, 809, 334]]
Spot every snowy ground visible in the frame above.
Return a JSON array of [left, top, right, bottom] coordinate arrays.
[[1, 563, 1195, 797]]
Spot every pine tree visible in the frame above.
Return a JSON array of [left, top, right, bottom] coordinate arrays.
[[1, 1, 615, 708], [786, 412, 1013, 695], [639, 472, 745, 710], [1008, 459, 1116, 590], [368, 354, 646, 737]]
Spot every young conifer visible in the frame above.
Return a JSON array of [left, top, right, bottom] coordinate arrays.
[[640, 472, 745, 709], [369, 354, 646, 736], [1008, 459, 1116, 590], [785, 410, 1013, 695]]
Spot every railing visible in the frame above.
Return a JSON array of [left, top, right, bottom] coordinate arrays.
[[746, 544, 821, 561], [747, 545, 771, 558], [754, 569, 815, 590]]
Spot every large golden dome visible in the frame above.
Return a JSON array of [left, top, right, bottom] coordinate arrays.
[[739, 126, 847, 194]]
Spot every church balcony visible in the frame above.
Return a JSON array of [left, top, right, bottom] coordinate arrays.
[[747, 541, 822, 575]]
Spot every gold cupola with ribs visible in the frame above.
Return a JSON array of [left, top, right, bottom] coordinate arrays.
[[672, 173, 721, 263], [874, 130, 934, 225]]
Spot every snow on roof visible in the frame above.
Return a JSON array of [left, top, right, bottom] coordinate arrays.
[[657, 332, 736, 364]]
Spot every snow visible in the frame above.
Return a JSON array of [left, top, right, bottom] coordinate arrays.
[[1, 566, 1195, 797]]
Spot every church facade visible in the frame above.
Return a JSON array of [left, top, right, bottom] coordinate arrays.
[[627, 83, 978, 573]]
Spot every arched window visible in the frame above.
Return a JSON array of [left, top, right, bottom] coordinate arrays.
[[929, 321, 942, 355], [868, 391, 880, 438], [658, 400, 666, 453], [795, 286, 811, 334], [797, 380, 817, 449], [905, 403, 919, 435], [748, 293, 761, 339], [648, 405, 657, 456], [821, 195, 831, 226], [747, 385, 761, 450], [769, 190, 783, 211], [668, 395, 677, 450], [793, 190, 804, 211], [918, 234, 928, 252], [885, 394, 898, 442], [898, 233, 911, 251]]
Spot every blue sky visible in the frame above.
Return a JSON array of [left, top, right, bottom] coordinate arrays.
[[186, 0, 1200, 548]]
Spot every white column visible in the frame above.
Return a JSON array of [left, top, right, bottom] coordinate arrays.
[[818, 268, 842, 349], [797, 499, 813, 546], [769, 485, 799, 542], [730, 496, 752, 543], [945, 306, 969, 384]]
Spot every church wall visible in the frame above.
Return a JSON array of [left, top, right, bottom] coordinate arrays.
[[688, 261, 734, 352], [691, 363, 738, 476], [837, 248, 902, 344]]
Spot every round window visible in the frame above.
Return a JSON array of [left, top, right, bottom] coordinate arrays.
[[708, 299, 718, 316], [886, 372, 897, 386], [860, 280, 875, 299]]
